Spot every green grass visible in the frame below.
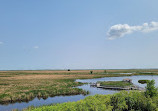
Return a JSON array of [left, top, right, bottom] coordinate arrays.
[[99, 81, 133, 87]]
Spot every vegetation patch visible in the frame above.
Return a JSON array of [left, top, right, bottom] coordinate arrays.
[[99, 81, 133, 87], [0, 83, 8, 85], [24, 91, 158, 111], [138, 80, 150, 84]]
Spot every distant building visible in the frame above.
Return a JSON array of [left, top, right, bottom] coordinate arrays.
[[122, 78, 132, 83]]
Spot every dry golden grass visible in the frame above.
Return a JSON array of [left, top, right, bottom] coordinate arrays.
[[0, 70, 105, 75], [2, 74, 100, 80]]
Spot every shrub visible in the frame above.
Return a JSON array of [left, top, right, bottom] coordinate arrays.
[[25, 91, 158, 111], [145, 80, 158, 98], [90, 71, 93, 74]]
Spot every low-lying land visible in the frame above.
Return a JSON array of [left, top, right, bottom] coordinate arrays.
[[99, 81, 133, 87], [1, 69, 158, 104]]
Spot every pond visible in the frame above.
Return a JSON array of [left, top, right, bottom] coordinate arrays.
[[0, 75, 157, 111]]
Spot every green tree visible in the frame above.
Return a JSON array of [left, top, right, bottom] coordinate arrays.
[[145, 80, 158, 98]]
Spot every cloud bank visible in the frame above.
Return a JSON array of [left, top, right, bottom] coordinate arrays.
[[107, 21, 158, 40]]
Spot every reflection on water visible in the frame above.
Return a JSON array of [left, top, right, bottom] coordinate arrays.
[[0, 75, 157, 111], [0, 95, 85, 111]]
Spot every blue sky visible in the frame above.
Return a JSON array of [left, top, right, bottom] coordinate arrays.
[[0, 0, 158, 70]]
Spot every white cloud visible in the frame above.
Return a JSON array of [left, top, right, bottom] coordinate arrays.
[[33, 46, 39, 49], [0, 42, 3, 45], [107, 21, 158, 40]]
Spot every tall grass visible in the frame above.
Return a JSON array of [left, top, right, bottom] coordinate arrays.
[[0, 79, 88, 104]]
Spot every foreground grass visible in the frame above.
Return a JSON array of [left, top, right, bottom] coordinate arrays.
[[99, 81, 133, 87], [24, 91, 158, 111]]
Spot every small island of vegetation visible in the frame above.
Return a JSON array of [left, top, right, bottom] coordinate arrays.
[[138, 80, 150, 84], [99, 81, 133, 87], [92, 79, 144, 90]]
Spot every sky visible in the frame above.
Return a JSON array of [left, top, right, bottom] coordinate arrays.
[[0, 0, 158, 70]]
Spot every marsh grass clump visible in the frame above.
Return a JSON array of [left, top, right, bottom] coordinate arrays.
[[99, 81, 133, 87], [138, 80, 150, 84]]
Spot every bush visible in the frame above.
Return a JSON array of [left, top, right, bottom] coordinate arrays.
[[111, 91, 157, 111], [145, 80, 158, 98]]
